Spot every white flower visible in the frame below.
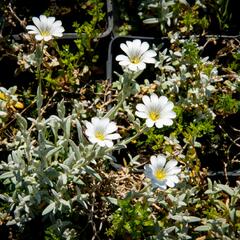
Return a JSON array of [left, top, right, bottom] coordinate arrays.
[[115, 39, 157, 72], [26, 15, 64, 41], [135, 93, 176, 128], [144, 154, 181, 189], [85, 117, 121, 147]]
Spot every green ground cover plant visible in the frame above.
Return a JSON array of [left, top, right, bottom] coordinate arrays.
[[0, 0, 240, 239]]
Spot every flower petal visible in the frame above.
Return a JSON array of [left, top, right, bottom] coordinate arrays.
[[159, 96, 168, 106], [35, 34, 43, 41], [165, 160, 178, 170], [105, 122, 117, 134], [142, 95, 151, 106], [137, 62, 146, 70], [155, 155, 166, 168], [155, 120, 164, 128], [105, 140, 113, 148], [150, 93, 159, 103], [136, 103, 147, 112], [128, 63, 138, 71], [120, 43, 130, 56], [116, 54, 129, 61], [135, 111, 148, 119], [139, 41, 149, 55], [32, 17, 41, 29], [146, 118, 155, 127], [106, 133, 121, 140]]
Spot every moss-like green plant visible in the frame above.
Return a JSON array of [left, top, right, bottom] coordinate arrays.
[[107, 197, 156, 239]]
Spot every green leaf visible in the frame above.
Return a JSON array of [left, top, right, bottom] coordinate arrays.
[[58, 173, 67, 186], [217, 184, 234, 196], [69, 139, 81, 160], [194, 225, 211, 231], [72, 176, 85, 185], [0, 194, 10, 202], [84, 165, 102, 180], [6, 219, 17, 226], [183, 216, 201, 223], [170, 215, 183, 221], [51, 189, 60, 198], [164, 226, 176, 234], [37, 85, 43, 110], [45, 146, 62, 160], [11, 150, 24, 165], [62, 154, 74, 169], [112, 144, 127, 151], [42, 202, 55, 215], [57, 100, 65, 119], [16, 113, 28, 130], [75, 119, 85, 143], [143, 18, 159, 24], [170, 215, 201, 223], [207, 178, 213, 190], [59, 199, 71, 209], [0, 171, 14, 179], [35, 44, 43, 66], [229, 208, 236, 222], [64, 116, 71, 139], [101, 196, 118, 205]]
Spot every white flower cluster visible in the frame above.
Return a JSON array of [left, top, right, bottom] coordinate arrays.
[[26, 15, 65, 41], [25, 13, 181, 193], [83, 39, 181, 190], [136, 93, 176, 128], [84, 92, 176, 148], [84, 92, 179, 190], [116, 39, 157, 72], [144, 154, 181, 189], [85, 117, 121, 148]]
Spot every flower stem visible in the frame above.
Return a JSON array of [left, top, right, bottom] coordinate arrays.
[[35, 42, 46, 168], [121, 125, 148, 145], [36, 42, 44, 121], [104, 90, 124, 119], [104, 72, 138, 119]]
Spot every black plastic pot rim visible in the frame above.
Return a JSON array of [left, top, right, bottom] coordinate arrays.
[[11, 0, 113, 41], [111, 34, 240, 41], [207, 170, 240, 177], [106, 33, 240, 81]]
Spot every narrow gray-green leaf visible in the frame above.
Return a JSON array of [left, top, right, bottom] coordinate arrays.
[[217, 184, 234, 196], [45, 146, 62, 160], [16, 113, 28, 130], [0, 171, 14, 179], [183, 216, 201, 223], [101, 196, 118, 205], [42, 202, 56, 215], [85, 166, 102, 181], [194, 225, 211, 231], [64, 116, 71, 139], [0, 194, 10, 202], [75, 119, 85, 143], [69, 139, 81, 160], [57, 100, 65, 119]]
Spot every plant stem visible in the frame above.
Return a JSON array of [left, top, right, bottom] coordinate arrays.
[[104, 90, 125, 119], [121, 125, 148, 145], [35, 42, 47, 168], [104, 71, 138, 119], [105, 125, 148, 154], [36, 42, 44, 121]]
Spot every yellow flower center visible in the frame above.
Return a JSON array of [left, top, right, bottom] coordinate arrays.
[[154, 169, 166, 181], [40, 30, 50, 36], [95, 131, 105, 141], [149, 111, 160, 121], [131, 56, 140, 64]]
